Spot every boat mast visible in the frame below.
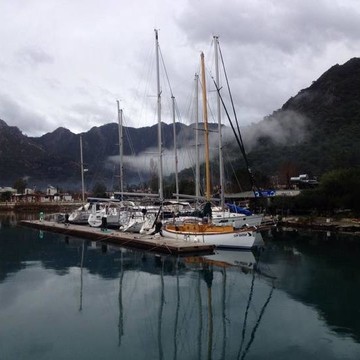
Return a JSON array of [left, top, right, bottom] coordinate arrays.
[[172, 95, 179, 201], [80, 135, 85, 202], [195, 73, 200, 200], [155, 29, 164, 202], [117, 100, 124, 200], [214, 36, 225, 208], [200, 52, 211, 201]]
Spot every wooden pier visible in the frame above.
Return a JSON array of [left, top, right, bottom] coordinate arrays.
[[20, 220, 215, 255]]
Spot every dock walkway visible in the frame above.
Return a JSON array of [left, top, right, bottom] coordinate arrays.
[[20, 220, 215, 255]]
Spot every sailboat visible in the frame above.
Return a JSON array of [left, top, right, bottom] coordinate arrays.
[[162, 52, 258, 249], [205, 36, 263, 228], [171, 37, 263, 229]]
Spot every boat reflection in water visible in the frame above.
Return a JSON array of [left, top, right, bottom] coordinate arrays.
[[104, 239, 274, 360], [65, 234, 273, 360]]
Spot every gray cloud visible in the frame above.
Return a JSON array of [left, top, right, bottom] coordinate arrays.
[[15, 46, 54, 68], [0, 0, 359, 137], [0, 93, 50, 136], [177, 0, 360, 51]]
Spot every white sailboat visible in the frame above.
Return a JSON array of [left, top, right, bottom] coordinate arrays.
[[211, 36, 263, 228], [68, 135, 91, 224], [87, 199, 133, 228], [68, 202, 92, 225], [163, 52, 257, 249], [116, 29, 164, 233], [211, 205, 263, 228]]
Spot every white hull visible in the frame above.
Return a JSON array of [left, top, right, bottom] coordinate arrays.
[[211, 211, 263, 228], [68, 203, 92, 224], [120, 217, 145, 233], [87, 200, 137, 228], [162, 226, 256, 249], [119, 209, 157, 233], [68, 210, 91, 224], [88, 213, 122, 228]]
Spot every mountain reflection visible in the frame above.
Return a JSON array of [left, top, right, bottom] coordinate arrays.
[[261, 228, 360, 343]]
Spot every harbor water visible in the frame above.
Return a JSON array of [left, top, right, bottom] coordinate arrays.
[[1, 213, 360, 359]]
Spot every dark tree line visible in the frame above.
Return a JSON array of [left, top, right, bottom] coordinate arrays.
[[267, 168, 360, 216]]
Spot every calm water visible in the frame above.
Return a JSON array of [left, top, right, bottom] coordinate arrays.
[[1, 213, 360, 360]]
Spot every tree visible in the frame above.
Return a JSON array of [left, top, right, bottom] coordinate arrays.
[[0, 191, 12, 202], [291, 168, 360, 215], [179, 178, 195, 195], [13, 178, 27, 194], [319, 168, 360, 212], [92, 182, 107, 198]]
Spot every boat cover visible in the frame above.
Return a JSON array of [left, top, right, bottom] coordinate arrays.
[[225, 203, 253, 216]]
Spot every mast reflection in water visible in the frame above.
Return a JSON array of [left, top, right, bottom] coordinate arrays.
[[1, 214, 360, 359]]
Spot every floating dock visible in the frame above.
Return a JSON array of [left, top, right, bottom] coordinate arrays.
[[20, 220, 215, 255]]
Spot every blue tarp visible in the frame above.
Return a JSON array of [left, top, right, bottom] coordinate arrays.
[[225, 203, 253, 216]]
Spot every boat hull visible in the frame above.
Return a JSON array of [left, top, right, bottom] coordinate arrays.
[[163, 223, 256, 249], [212, 213, 263, 228], [68, 210, 91, 225]]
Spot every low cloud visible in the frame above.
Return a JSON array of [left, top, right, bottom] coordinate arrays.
[[106, 110, 309, 179], [0, 93, 50, 136], [241, 110, 309, 151], [15, 46, 54, 68]]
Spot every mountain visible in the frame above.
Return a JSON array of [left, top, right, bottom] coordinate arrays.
[[0, 119, 204, 190], [1, 57, 360, 191], [234, 57, 360, 184], [0, 119, 45, 182]]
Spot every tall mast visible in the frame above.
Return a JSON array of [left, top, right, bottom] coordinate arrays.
[[200, 52, 211, 201], [80, 135, 85, 202], [214, 36, 225, 208], [117, 100, 124, 200], [195, 73, 200, 200], [155, 29, 164, 202], [172, 95, 179, 201]]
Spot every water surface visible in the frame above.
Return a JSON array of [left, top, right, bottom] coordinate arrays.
[[1, 214, 360, 359]]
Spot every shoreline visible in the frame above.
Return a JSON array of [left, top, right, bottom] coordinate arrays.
[[277, 216, 360, 235], [0, 202, 81, 213], [2, 203, 360, 235]]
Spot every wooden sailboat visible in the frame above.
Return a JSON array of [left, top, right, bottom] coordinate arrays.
[[162, 53, 257, 249], [171, 38, 263, 229]]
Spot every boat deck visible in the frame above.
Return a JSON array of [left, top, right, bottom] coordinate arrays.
[[20, 220, 215, 255]]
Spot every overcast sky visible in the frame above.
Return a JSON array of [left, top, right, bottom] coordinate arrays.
[[1, 0, 360, 137]]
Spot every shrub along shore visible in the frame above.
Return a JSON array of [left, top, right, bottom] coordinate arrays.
[[0, 202, 81, 213], [278, 216, 360, 234]]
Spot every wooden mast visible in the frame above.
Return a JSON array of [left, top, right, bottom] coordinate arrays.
[[195, 73, 200, 201], [200, 52, 211, 201]]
